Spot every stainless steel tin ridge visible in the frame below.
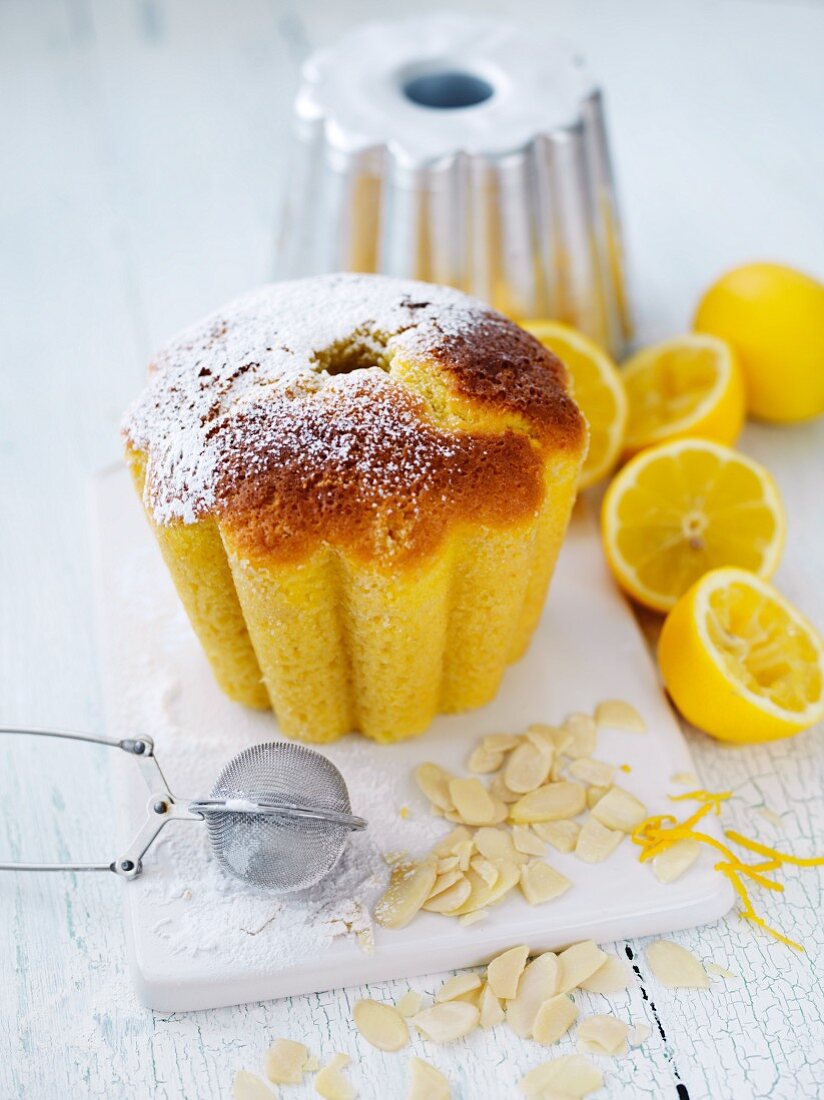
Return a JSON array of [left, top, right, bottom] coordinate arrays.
[[275, 14, 632, 356]]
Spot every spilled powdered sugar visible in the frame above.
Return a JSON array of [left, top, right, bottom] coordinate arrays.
[[123, 273, 489, 525], [112, 551, 447, 973]]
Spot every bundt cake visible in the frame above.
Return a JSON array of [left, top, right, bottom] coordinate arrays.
[[123, 274, 587, 742]]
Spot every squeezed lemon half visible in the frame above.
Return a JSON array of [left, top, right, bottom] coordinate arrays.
[[622, 333, 745, 455], [658, 567, 824, 742], [601, 439, 785, 612], [523, 320, 627, 489]]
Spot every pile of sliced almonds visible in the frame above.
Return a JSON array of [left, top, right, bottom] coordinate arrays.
[[347, 939, 642, 1099], [354, 940, 637, 1053], [233, 933, 714, 1098], [375, 702, 653, 929]]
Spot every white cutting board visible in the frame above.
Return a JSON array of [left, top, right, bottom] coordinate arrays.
[[91, 466, 733, 1012]]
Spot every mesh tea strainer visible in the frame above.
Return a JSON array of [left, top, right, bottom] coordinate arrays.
[[0, 728, 366, 892]]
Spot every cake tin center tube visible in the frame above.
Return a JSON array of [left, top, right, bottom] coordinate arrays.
[[402, 69, 494, 109]]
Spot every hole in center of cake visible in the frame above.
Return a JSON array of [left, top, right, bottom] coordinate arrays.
[[315, 334, 392, 376]]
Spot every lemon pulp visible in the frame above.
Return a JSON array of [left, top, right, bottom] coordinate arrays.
[[622, 335, 744, 453], [705, 581, 823, 714], [602, 440, 785, 612]]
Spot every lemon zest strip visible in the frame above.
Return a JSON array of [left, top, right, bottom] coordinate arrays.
[[669, 789, 732, 815], [632, 791, 824, 952]]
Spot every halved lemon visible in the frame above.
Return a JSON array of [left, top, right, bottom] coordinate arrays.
[[523, 320, 627, 488], [621, 333, 746, 456], [601, 439, 785, 612], [659, 567, 824, 742]]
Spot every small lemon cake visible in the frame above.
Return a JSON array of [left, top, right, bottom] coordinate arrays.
[[123, 275, 587, 742]]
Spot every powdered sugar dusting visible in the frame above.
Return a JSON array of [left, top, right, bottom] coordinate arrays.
[[123, 273, 490, 526]]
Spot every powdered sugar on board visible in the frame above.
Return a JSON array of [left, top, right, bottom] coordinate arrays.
[[93, 467, 732, 1012]]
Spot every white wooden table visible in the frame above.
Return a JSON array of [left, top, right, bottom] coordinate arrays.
[[1, 2, 823, 1097]]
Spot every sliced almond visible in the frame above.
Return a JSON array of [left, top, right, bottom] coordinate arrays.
[[483, 733, 521, 754], [523, 725, 558, 754], [449, 861, 520, 916], [415, 763, 456, 812], [234, 1071, 275, 1100], [530, 723, 573, 755], [459, 909, 489, 927], [652, 838, 700, 884], [577, 1013, 629, 1056], [427, 870, 464, 899], [479, 983, 506, 1028], [557, 941, 609, 993], [396, 991, 423, 1017], [570, 758, 615, 787], [512, 825, 545, 856], [422, 877, 472, 914], [353, 999, 409, 1052], [586, 785, 610, 809], [448, 778, 497, 824], [507, 953, 559, 1038], [407, 1057, 451, 1100], [474, 827, 527, 865], [574, 816, 623, 863], [756, 806, 784, 829], [532, 994, 579, 1045], [519, 1053, 603, 1098], [510, 782, 586, 824], [374, 857, 438, 929], [435, 973, 482, 1003], [595, 699, 646, 732], [470, 856, 500, 888], [433, 826, 472, 858], [314, 1054, 355, 1100], [487, 799, 510, 825], [563, 713, 598, 759], [468, 745, 505, 774], [670, 770, 699, 786], [505, 740, 554, 794], [266, 1038, 309, 1085], [590, 786, 647, 833], [453, 840, 474, 872], [487, 944, 530, 1000], [519, 861, 571, 906], [706, 961, 737, 980], [646, 940, 710, 989], [436, 855, 460, 874], [489, 772, 522, 804], [532, 820, 581, 854], [412, 1001, 479, 1043], [578, 955, 633, 994], [629, 1022, 651, 1045]]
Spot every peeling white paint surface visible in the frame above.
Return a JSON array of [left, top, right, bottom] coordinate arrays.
[[1, 1, 824, 1098]]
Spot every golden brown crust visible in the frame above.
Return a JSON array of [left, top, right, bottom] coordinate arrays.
[[217, 375, 546, 565], [426, 310, 584, 450], [123, 274, 586, 565]]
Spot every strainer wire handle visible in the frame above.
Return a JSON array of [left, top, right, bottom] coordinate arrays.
[[189, 797, 367, 831], [0, 726, 202, 879]]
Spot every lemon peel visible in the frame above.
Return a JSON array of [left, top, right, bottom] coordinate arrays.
[[632, 794, 824, 951]]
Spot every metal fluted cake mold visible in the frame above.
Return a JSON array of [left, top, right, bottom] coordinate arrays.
[[275, 14, 632, 356]]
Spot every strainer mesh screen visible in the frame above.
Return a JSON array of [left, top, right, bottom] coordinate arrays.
[[206, 742, 354, 892]]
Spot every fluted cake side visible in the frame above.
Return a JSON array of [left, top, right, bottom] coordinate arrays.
[[123, 274, 587, 742]]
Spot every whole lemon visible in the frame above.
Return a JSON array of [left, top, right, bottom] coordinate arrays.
[[694, 262, 824, 423]]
